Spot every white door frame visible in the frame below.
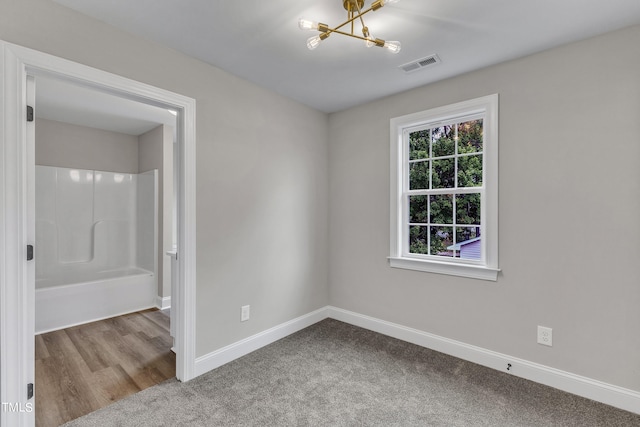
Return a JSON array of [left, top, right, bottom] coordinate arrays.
[[0, 40, 197, 426]]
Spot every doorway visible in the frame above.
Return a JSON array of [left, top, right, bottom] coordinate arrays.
[[32, 74, 177, 425], [33, 74, 175, 335], [0, 40, 197, 427]]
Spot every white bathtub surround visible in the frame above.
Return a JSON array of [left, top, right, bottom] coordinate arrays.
[[136, 169, 158, 275], [35, 165, 158, 333], [35, 270, 156, 334]]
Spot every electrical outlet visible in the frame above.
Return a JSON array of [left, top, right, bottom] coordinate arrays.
[[537, 326, 552, 346], [241, 305, 250, 322]]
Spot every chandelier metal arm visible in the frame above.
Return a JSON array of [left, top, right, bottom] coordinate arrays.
[[326, 28, 369, 42], [352, 0, 368, 35], [330, 4, 376, 34], [322, 28, 386, 48]]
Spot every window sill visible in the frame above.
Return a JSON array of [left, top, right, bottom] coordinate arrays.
[[388, 257, 500, 281]]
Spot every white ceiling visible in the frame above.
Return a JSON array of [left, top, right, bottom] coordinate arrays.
[[35, 74, 176, 135], [52, 0, 640, 113]]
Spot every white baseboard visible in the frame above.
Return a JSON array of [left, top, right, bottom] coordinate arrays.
[[156, 296, 171, 310], [194, 307, 329, 378], [327, 306, 640, 415], [192, 305, 640, 415]]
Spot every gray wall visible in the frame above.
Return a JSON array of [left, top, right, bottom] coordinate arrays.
[[328, 25, 640, 392], [2, 0, 330, 357], [139, 124, 174, 299], [35, 118, 138, 173]]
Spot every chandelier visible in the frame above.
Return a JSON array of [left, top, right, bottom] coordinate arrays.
[[299, 0, 401, 53]]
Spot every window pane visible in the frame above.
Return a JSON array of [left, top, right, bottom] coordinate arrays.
[[409, 130, 430, 160], [456, 227, 480, 243], [457, 154, 482, 187], [432, 125, 455, 158], [458, 119, 483, 154], [429, 195, 453, 224], [408, 195, 428, 223], [430, 226, 453, 257], [432, 158, 454, 189], [456, 193, 481, 225], [409, 161, 430, 189], [455, 227, 481, 260], [409, 225, 429, 254]]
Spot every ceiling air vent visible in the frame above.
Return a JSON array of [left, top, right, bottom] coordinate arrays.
[[399, 54, 441, 74]]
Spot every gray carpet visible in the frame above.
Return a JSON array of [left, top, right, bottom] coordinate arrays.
[[63, 319, 640, 426]]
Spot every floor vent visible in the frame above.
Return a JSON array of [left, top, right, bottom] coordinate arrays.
[[399, 54, 441, 74]]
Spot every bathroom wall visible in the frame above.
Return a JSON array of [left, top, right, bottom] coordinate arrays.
[[35, 118, 138, 172]]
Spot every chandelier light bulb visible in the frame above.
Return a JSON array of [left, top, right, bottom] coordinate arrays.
[[383, 40, 401, 53], [365, 37, 375, 48], [299, 18, 320, 31], [383, 0, 400, 4], [307, 35, 323, 50]]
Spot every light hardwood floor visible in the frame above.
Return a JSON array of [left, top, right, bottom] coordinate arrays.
[[35, 309, 175, 427]]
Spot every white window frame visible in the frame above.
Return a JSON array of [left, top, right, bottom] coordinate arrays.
[[389, 94, 499, 281]]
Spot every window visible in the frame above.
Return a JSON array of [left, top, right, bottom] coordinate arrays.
[[389, 94, 499, 281]]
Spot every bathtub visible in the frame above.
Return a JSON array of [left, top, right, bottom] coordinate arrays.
[[35, 267, 156, 334], [35, 165, 159, 334]]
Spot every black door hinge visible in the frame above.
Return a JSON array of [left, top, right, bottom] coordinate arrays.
[[27, 245, 34, 261], [27, 383, 33, 400], [27, 106, 34, 122]]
